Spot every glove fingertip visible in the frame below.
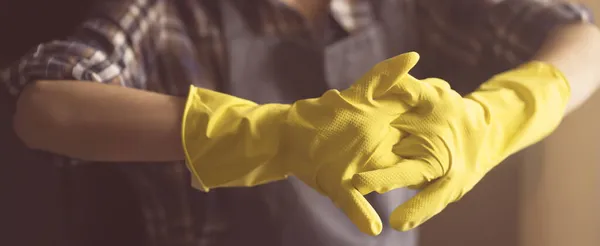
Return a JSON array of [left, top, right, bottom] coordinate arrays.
[[383, 52, 420, 74], [389, 204, 425, 231], [341, 189, 383, 236], [359, 216, 383, 236], [389, 178, 456, 232], [403, 51, 420, 67], [390, 217, 421, 232], [370, 220, 384, 236]]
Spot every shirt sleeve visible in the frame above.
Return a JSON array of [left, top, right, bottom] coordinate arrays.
[[1, 0, 170, 97], [414, 0, 594, 94], [1, 0, 223, 165]]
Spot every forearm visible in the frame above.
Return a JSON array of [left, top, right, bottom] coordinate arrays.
[[465, 23, 600, 161], [533, 23, 600, 114], [13, 81, 186, 162]]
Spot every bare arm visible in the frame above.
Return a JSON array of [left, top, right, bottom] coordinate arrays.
[[533, 23, 600, 114], [4, 0, 209, 163], [14, 81, 187, 162], [14, 24, 600, 163]]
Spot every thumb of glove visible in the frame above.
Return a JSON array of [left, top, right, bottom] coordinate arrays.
[[343, 52, 420, 100], [390, 177, 458, 231]]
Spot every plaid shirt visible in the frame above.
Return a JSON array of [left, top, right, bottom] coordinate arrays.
[[1, 0, 592, 245]]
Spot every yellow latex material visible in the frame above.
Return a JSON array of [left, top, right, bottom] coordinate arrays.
[[351, 61, 571, 231], [182, 52, 422, 236]]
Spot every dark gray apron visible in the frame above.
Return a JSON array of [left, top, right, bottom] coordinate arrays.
[[207, 1, 419, 245]]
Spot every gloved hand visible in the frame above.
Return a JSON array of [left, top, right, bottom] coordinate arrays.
[[182, 52, 421, 235], [351, 60, 571, 231]]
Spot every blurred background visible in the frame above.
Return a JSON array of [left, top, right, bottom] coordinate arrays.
[[1, 1, 599, 246]]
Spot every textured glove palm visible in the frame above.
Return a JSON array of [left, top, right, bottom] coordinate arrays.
[[352, 61, 571, 231], [182, 52, 423, 236]]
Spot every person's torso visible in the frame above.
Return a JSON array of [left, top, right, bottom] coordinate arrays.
[[139, 1, 421, 245]]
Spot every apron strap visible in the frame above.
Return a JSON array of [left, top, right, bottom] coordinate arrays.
[[220, 0, 254, 39], [371, 0, 419, 60]]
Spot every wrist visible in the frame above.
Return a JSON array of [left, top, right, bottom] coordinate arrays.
[[466, 62, 571, 160], [182, 86, 291, 190], [533, 23, 600, 113]]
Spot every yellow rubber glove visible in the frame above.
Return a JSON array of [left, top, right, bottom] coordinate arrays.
[[351, 60, 571, 231], [182, 52, 421, 235]]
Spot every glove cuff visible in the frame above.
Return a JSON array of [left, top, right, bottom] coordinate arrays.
[[182, 85, 290, 191], [467, 61, 571, 165]]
